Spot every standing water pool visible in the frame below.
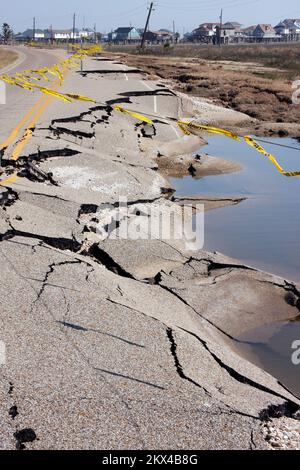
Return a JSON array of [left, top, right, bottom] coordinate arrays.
[[171, 135, 300, 282], [171, 135, 300, 398]]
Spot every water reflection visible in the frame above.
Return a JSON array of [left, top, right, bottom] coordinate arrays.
[[171, 136, 300, 281]]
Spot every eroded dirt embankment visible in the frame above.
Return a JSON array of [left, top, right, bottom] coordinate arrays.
[[106, 52, 300, 139], [0, 48, 18, 70]]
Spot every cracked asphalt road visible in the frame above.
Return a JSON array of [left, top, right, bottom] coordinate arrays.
[[0, 47, 299, 450]]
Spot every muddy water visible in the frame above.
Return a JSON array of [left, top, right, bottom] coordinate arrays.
[[171, 135, 300, 397]]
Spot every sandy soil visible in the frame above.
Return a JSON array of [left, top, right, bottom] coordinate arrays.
[[157, 152, 242, 178], [0, 47, 18, 70]]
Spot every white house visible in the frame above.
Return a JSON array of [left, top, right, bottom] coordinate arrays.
[[35, 31, 45, 39], [19, 27, 95, 42], [79, 28, 94, 39], [51, 30, 73, 40], [274, 19, 300, 36], [108, 27, 141, 43], [192, 23, 218, 42], [51, 29, 93, 40], [274, 21, 290, 36]]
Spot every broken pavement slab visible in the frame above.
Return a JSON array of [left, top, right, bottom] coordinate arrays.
[[0, 237, 298, 449], [158, 250, 300, 337], [157, 152, 242, 178]]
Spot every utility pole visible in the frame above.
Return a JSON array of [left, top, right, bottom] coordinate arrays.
[[219, 8, 223, 46], [173, 20, 175, 42], [50, 24, 53, 45], [72, 13, 76, 44], [32, 17, 36, 41], [141, 2, 154, 49], [94, 23, 97, 43]]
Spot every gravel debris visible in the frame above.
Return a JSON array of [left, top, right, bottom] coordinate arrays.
[[263, 417, 300, 450]]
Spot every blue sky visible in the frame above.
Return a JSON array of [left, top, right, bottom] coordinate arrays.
[[1, 0, 299, 34]]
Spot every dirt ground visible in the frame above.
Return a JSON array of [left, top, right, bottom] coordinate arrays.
[[0, 47, 18, 69], [106, 43, 300, 72], [106, 50, 300, 131]]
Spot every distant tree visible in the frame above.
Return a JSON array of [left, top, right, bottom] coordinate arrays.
[[2, 23, 13, 44], [174, 32, 180, 43]]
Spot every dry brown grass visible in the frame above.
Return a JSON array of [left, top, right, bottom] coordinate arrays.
[[106, 43, 300, 76], [107, 52, 300, 124], [0, 48, 18, 70]]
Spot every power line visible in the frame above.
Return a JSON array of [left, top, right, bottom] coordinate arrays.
[[32, 17, 36, 41], [158, 0, 259, 12], [159, 0, 256, 6], [90, 5, 146, 21], [254, 138, 300, 152], [219, 8, 223, 46]]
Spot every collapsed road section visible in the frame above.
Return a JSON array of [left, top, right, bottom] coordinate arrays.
[[0, 51, 299, 450]]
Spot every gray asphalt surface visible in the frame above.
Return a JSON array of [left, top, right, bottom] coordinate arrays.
[[0, 46, 65, 143]]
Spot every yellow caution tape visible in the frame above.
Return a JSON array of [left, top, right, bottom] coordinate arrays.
[[178, 120, 240, 141], [28, 69, 51, 81], [64, 93, 97, 103], [44, 68, 59, 79], [176, 122, 300, 177], [0, 44, 101, 97], [51, 65, 64, 81], [24, 83, 96, 104], [284, 171, 300, 177], [244, 136, 300, 177], [16, 73, 40, 82], [0, 75, 34, 91], [113, 105, 153, 124], [31, 85, 72, 102], [16, 81, 34, 91], [244, 136, 285, 172], [177, 122, 191, 136], [0, 75, 19, 85], [1, 42, 299, 179], [0, 43, 103, 110]]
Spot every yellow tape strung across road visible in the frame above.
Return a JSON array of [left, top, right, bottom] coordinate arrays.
[[113, 105, 153, 124], [34, 86, 73, 102], [177, 120, 240, 141], [1, 74, 99, 104], [0, 44, 102, 94], [0, 45, 103, 104], [1, 74, 35, 90], [1, 43, 299, 178]]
